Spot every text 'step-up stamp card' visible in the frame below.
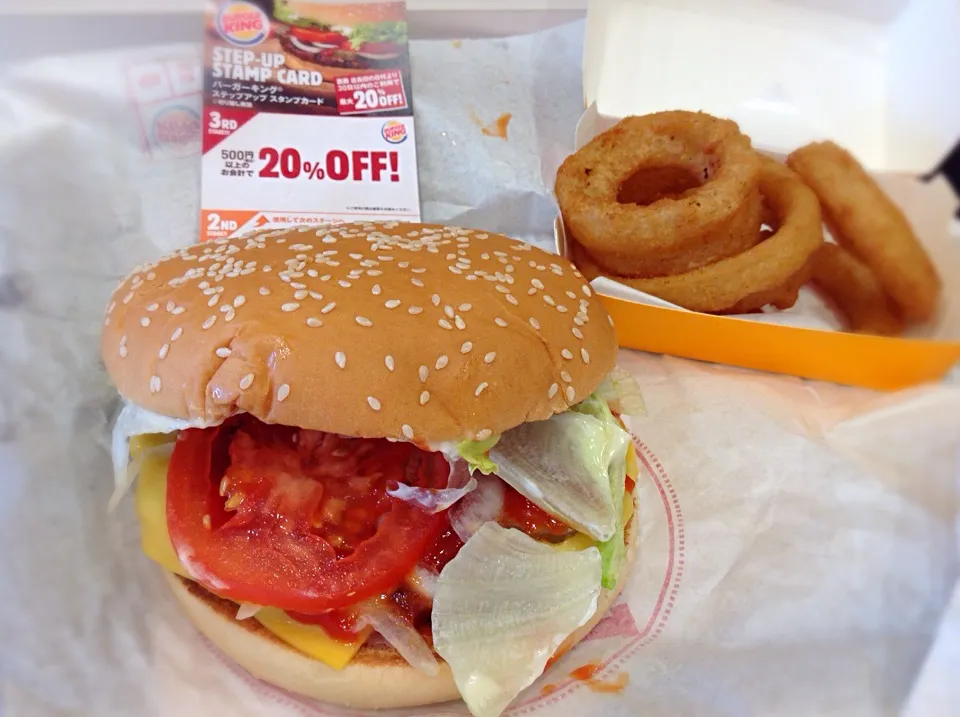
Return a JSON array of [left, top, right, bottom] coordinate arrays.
[[200, 0, 421, 241]]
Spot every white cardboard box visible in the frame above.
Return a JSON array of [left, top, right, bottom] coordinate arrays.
[[582, 0, 960, 173]]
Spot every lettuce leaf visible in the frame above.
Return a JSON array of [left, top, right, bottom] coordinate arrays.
[[572, 395, 629, 589], [490, 398, 628, 545], [457, 434, 500, 475]]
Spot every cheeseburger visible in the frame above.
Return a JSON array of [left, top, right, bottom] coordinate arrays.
[[274, 1, 408, 81], [101, 222, 643, 717]]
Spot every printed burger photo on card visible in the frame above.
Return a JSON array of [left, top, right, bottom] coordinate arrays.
[[201, 0, 420, 240]]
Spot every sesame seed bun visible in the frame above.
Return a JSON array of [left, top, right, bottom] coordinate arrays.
[[162, 491, 638, 710], [101, 223, 617, 442]]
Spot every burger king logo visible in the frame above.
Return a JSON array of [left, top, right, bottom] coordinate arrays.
[[381, 120, 408, 145], [152, 105, 202, 156], [216, 1, 270, 47]]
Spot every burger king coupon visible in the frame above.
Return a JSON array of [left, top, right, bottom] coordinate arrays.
[[200, 0, 420, 240]]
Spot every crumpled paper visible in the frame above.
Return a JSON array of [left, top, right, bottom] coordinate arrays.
[[2, 20, 959, 717]]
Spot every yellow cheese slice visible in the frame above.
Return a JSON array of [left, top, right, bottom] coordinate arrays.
[[132, 442, 369, 669], [626, 441, 639, 481], [254, 609, 372, 670]]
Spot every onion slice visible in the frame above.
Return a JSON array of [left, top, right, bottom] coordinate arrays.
[[449, 475, 505, 542], [354, 598, 440, 676], [386, 459, 477, 513], [235, 603, 263, 621], [433, 523, 602, 717]]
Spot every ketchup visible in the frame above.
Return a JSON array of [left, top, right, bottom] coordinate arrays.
[[499, 486, 575, 542]]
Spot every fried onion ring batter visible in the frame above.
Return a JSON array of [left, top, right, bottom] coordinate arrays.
[[571, 157, 824, 314], [556, 111, 762, 278]]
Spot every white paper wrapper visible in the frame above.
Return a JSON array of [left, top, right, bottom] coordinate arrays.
[[2, 21, 959, 717]]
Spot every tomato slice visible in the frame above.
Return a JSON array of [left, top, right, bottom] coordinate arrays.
[[290, 27, 349, 47], [165, 417, 448, 613]]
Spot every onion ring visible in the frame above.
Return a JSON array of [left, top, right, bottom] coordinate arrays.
[[555, 111, 762, 278], [570, 157, 824, 314], [786, 141, 941, 323], [808, 243, 904, 336]]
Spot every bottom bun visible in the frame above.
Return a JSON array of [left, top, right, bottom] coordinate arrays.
[[163, 492, 638, 710]]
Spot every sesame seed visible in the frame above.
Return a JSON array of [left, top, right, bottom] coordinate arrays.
[[372, 284, 382, 296], [455, 315, 466, 330], [476, 429, 493, 441], [475, 382, 489, 397], [529, 317, 540, 330], [419, 365, 428, 382], [495, 317, 508, 327], [350, 253, 363, 260], [544, 295, 556, 306], [548, 383, 559, 399], [438, 319, 453, 330], [146, 303, 159, 312], [484, 352, 496, 364], [355, 316, 373, 327], [412, 267, 427, 274], [367, 396, 382, 411], [527, 288, 537, 296], [338, 280, 352, 288], [309, 291, 323, 300], [444, 305, 454, 318], [431, 294, 441, 307], [140, 317, 150, 327], [573, 316, 585, 327], [234, 295, 246, 307], [335, 352, 346, 369], [506, 295, 519, 305], [172, 306, 186, 315], [572, 327, 584, 340], [532, 279, 544, 290], [259, 287, 270, 296], [202, 316, 217, 329], [408, 305, 423, 315], [401, 424, 415, 440], [557, 305, 568, 313], [119, 345, 128, 358], [158, 343, 170, 359], [385, 299, 401, 309], [239, 373, 254, 390], [385, 355, 395, 371], [419, 391, 430, 406], [561, 371, 572, 383], [566, 386, 576, 402], [495, 285, 510, 294], [215, 347, 231, 358], [561, 349, 574, 360], [321, 275, 331, 282], [566, 291, 577, 300], [580, 348, 592, 364], [411, 277, 424, 287], [435, 355, 449, 370], [277, 384, 290, 402], [281, 303, 300, 312], [171, 328, 183, 342], [321, 302, 336, 314], [367, 270, 383, 277], [459, 303, 472, 312], [150, 376, 161, 393], [583, 285, 593, 297], [122, 291, 134, 305], [306, 317, 322, 327], [294, 290, 308, 301], [461, 341, 473, 354], [399, 261, 410, 269], [608, 315, 615, 327]]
